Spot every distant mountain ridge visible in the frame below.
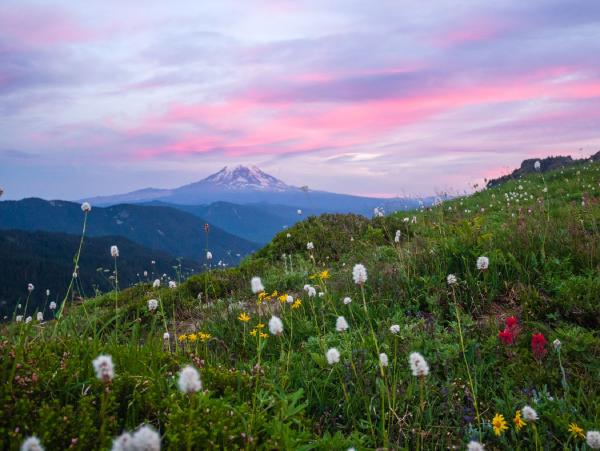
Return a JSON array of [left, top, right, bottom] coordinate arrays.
[[85, 164, 429, 216], [0, 198, 259, 263]]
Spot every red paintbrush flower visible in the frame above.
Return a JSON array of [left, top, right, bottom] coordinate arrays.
[[505, 316, 518, 329], [531, 333, 548, 361], [499, 327, 514, 345]]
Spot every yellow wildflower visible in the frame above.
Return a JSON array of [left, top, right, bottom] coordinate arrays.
[[492, 413, 508, 436], [320, 270, 330, 280], [198, 332, 212, 342], [187, 333, 197, 342], [271, 290, 278, 297], [178, 335, 187, 342], [278, 294, 288, 303], [292, 299, 302, 309], [568, 423, 585, 439], [250, 329, 257, 336], [259, 332, 268, 339], [238, 312, 251, 322], [258, 292, 268, 301], [513, 410, 526, 431], [256, 323, 265, 329]]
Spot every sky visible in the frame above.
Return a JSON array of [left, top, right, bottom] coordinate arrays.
[[1, 0, 600, 200]]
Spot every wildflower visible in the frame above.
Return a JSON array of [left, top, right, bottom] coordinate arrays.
[[409, 352, 429, 377], [147, 299, 158, 311], [447, 274, 457, 285], [27, 283, 34, 293], [467, 441, 484, 451], [390, 324, 400, 334], [513, 410, 526, 431], [587, 431, 600, 449], [292, 299, 301, 309], [394, 230, 401, 243], [379, 353, 389, 367], [111, 245, 119, 258], [286, 233, 291, 238], [335, 316, 349, 332], [16, 315, 23, 322], [36, 312, 43, 322], [286, 295, 293, 304], [320, 270, 330, 279], [505, 316, 518, 330], [492, 413, 508, 436], [131, 425, 161, 451], [521, 406, 538, 421], [318, 292, 325, 298], [81, 202, 92, 212], [187, 333, 197, 342], [20, 436, 44, 451], [49, 302, 57, 310], [238, 312, 250, 322], [306, 242, 314, 250], [552, 338, 561, 350], [111, 431, 133, 451], [326, 348, 340, 365], [352, 263, 368, 285], [531, 333, 548, 360], [568, 423, 585, 439], [343, 296, 352, 305], [199, 332, 212, 341], [163, 332, 170, 340], [153, 279, 160, 288], [498, 328, 514, 345], [251, 277, 264, 294], [297, 209, 302, 215], [178, 335, 186, 342], [178, 365, 202, 394], [45, 289, 50, 296], [534, 160, 541, 171], [25, 316, 32, 324], [259, 332, 268, 339], [268, 316, 284, 336], [476, 256, 489, 270], [168, 281, 177, 289], [92, 355, 115, 382], [307, 286, 316, 297]]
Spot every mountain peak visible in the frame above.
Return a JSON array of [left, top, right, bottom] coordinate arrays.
[[199, 165, 291, 191]]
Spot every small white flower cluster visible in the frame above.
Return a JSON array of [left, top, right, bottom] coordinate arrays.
[[521, 406, 538, 421], [177, 365, 202, 394], [168, 281, 177, 289], [447, 274, 458, 285], [394, 230, 401, 243], [587, 431, 600, 449], [379, 353, 389, 367], [112, 425, 161, 451], [251, 276, 264, 294], [352, 264, 367, 285], [93, 354, 115, 383], [476, 256, 489, 270], [27, 283, 34, 293], [467, 441, 484, 451], [81, 202, 92, 212], [268, 316, 284, 336], [343, 296, 352, 305], [49, 302, 57, 310], [303, 284, 316, 297], [326, 348, 340, 365], [306, 242, 314, 250], [336, 316, 349, 332], [20, 436, 44, 451], [206, 251, 213, 260], [389, 324, 400, 334], [147, 299, 158, 312], [111, 245, 120, 258], [153, 279, 161, 288], [409, 352, 429, 377]]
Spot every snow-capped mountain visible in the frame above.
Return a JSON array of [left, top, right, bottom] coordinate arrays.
[[183, 165, 291, 192]]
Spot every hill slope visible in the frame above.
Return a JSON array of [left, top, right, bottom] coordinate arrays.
[[0, 198, 259, 262], [0, 229, 200, 317]]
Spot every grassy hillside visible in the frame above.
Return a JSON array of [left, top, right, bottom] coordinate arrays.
[[1, 161, 599, 450], [0, 229, 200, 317], [0, 199, 259, 263]]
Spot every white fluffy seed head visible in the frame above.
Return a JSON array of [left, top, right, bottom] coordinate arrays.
[[286, 295, 294, 304], [552, 339, 561, 350], [163, 332, 170, 340], [268, 316, 284, 336], [16, 315, 23, 323], [36, 312, 43, 322], [178, 365, 202, 394], [379, 353, 389, 367], [25, 316, 32, 324], [131, 425, 161, 451], [81, 202, 92, 212], [409, 352, 429, 377], [168, 281, 177, 289], [46, 289, 50, 296], [251, 276, 264, 294], [49, 302, 57, 310], [20, 436, 44, 451], [152, 279, 161, 288], [587, 431, 600, 449], [521, 406, 538, 421], [111, 245, 119, 258], [336, 316, 349, 332], [447, 274, 457, 285], [206, 251, 213, 260], [467, 440, 485, 451], [352, 264, 367, 285], [111, 432, 133, 451], [343, 296, 352, 305], [27, 283, 34, 292], [389, 324, 400, 334], [93, 354, 115, 383], [147, 299, 158, 311], [326, 348, 340, 365], [476, 256, 489, 270], [307, 286, 316, 297], [306, 242, 314, 250]]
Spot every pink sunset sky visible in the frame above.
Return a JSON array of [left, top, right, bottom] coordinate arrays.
[[1, 0, 600, 199]]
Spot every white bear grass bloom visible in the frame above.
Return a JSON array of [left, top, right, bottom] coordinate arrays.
[[447, 274, 458, 285], [336, 316, 349, 332], [177, 365, 202, 394], [326, 348, 341, 365], [168, 281, 177, 289], [20, 436, 44, 451], [352, 264, 367, 285], [389, 324, 400, 334], [409, 352, 430, 377], [379, 353, 389, 367], [147, 299, 158, 312], [112, 425, 161, 451], [521, 406, 538, 421], [49, 302, 57, 310], [93, 355, 115, 383], [81, 202, 92, 212], [153, 279, 161, 288], [476, 256, 489, 270], [206, 251, 213, 260], [251, 276, 265, 294], [36, 312, 43, 322], [343, 296, 352, 305], [111, 245, 119, 258], [268, 315, 284, 336], [306, 242, 314, 250], [27, 283, 34, 293]]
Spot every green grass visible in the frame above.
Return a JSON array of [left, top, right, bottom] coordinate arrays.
[[2, 161, 599, 450]]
